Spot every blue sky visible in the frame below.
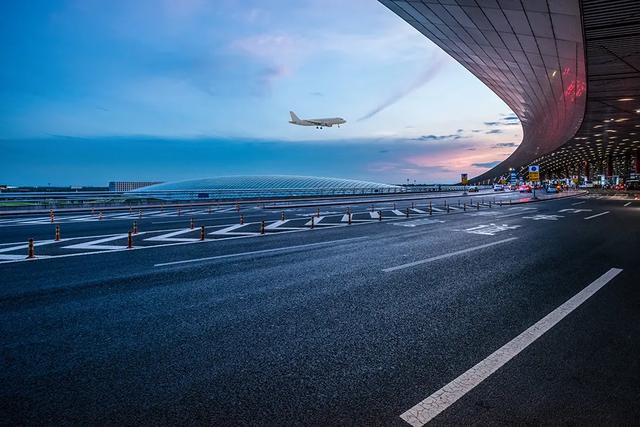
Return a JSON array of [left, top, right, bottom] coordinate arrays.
[[0, 0, 522, 186]]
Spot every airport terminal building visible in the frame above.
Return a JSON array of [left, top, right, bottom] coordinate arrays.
[[380, 0, 640, 184], [130, 175, 404, 200]]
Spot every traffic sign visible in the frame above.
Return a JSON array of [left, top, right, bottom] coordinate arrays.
[[528, 165, 540, 181], [461, 173, 468, 185]]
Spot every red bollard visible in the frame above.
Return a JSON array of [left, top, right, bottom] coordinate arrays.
[[190, 218, 194, 230], [348, 213, 352, 225], [310, 216, 314, 229], [133, 221, 138, 234], [200, 225, 205, 241], [240, 214, 244, 225], [260, 220, 265, 234], [281, 211, 285, 221], [55, 225, 60, 241], [316, 208, 320, 218], [406, 207, 410, 218], [127, 231, 133, 249], [378, 210, 382, 221]]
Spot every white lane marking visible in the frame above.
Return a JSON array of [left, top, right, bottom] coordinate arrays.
[[624, 202, 631, 207], [399, 267, 623, 427], [496, 209, 537, 219], [154, 236, 369, 267], [305, 216, 325, 226], [211, 223, 258, 236], [584, 211, 610, 220], [522, 214, 564, 221], [145, 228, 199, 242], [369, 212, 380, 219], [0, 239, 63, 254], [265, 219, 304, 231], [558, 208, 591, 213], [430, 207, 443, 212], [0, 254, 27, 260], [392, 219, 444, 228], [383, 238, 518, 273], [571, 201, 586, 205], [411, 208, 427, 214], [63, 234, 136, 250], [392, 209, 406, 216]]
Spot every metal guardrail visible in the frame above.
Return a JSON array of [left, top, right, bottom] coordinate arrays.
[[0, 185, 493, 211]]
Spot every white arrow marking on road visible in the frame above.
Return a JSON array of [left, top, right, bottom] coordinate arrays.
[[463, 223, 521, 235]]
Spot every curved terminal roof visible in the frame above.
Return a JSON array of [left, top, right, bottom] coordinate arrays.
[[380, 0, 587, 182], [134, 175, 400, 192]]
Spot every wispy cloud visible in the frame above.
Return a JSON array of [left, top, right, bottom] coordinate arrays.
[[472, 161, 501, 168], [358, 56, 445, 121]]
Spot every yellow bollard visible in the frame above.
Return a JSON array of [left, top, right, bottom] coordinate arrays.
[[281, 211, 285, 221], [133, 221, 138, 234]]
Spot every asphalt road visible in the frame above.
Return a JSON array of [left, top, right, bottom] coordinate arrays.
[[0, 192, 638, 425]]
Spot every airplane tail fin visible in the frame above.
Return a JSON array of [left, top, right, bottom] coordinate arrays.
[[289, 111, 300, 122]]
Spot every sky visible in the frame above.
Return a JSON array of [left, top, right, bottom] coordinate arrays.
[[0, 0, 522, 186]]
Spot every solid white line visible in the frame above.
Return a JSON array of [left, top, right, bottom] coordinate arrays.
[[399, 267, 623, 427], [383, 238, 518, 273], [624, 202, 631, 207], [571, 201, 586, 206], [154, 236, 369, 267], [584, 211, 610, 220]]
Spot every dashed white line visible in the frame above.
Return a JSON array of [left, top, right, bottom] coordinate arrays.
[[584, 211, 610, 220], [571, 201, 586, 206], [383, 237, 518, 272], [399, 267, 623, 427], [154, 236, 369, 267], [623, 202, 631, 207]]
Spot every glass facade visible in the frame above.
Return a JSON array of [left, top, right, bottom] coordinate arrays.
[[130, 175, 403, 200]]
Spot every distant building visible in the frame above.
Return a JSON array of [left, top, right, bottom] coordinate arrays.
[[108, 181, 162, 192], [129, 175, 401, 200]]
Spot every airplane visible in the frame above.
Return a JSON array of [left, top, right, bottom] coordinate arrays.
[[289, 111, 346, 129]]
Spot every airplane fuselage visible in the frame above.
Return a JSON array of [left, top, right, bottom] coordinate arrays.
[[289, 111, 346, 128]]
